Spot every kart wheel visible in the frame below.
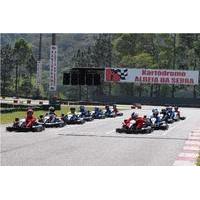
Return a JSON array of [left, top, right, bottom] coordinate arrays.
[[116, 128, 124, 133], [6, 127, 13, 132], [59, 123, 65, 127], [33, 127, 42, 132]]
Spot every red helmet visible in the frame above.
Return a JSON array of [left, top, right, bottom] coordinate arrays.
[[27, 109, 33, 114]]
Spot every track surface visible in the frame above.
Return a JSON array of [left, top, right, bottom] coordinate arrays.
[[1, 106, 200, 166]]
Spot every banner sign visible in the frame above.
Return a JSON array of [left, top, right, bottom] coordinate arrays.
[[105, 68, 199, 85], [49, 45, 57, 91], [36, 61, 42, 86]]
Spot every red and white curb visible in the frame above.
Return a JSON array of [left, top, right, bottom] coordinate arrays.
[[173, 128, 200, 166]]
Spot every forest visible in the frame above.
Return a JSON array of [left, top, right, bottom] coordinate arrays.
[[1, 33, 200, 100]]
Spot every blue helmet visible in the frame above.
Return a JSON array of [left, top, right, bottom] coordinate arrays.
[[95, 107, 99, 112], [80, 105, 85, 112], [152, 108, 159, 115], [131, 112, 138, 119]]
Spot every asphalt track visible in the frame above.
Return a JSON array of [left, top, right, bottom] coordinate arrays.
[[1, 106, 200, 166]]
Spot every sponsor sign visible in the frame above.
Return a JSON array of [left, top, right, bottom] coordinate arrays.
[[49, 45, 57, 91], [36, 61, 42, 86], [105, 68, 199, 85]]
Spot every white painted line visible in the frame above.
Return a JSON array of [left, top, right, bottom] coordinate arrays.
[[188, 136, 200, 140], [183, 146, 200, 151], [190, 133, 200, 136], [185, 140, 200, 146], [173, 160, 195, 166], [178, 152, 199, 159], [192, 130, 200, 133]]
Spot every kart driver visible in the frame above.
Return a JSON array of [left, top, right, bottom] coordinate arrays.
[[68, 107, 79, 120], [112, 104, 118, 114], [124, 112, 145, 130], [25, 109, 36, 128], [151, 109, 161, 125], [80, 105, 86, 114], [174, 106, 180, 117], [105, 105, 112, 115], [166, 106, 175, 119], [48, 106, 57, 122], [79, 105, 90, 116]]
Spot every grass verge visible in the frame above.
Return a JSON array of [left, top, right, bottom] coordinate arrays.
[[0, 105, 104, 124], [0, 104, 128, 124], [196, 152, 200, 166]]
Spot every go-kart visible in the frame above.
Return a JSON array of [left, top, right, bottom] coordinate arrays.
[[91, 111, 105, 119], [6, 119, 45, 132], [160, 110, 174, 124], [112, 110, 123, 117], [38, 116, 65, 128], [161, 116, 174, 124], [78, 111, 94, 122], [104, 111, 116, 118], [173, 112, 186, 121], [131, 103, 142, 109], [173, 112, 180, 121], [150, 117, 169, 130], [63, 114, 85, 125], [91, 108, 106, 119], [116, 120, 153, 134]]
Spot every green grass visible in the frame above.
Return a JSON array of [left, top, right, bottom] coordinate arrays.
[[196, 153, 200, 166], [0, 105, 98, 124], [0, 104, 127, 124], [0, 105, 71, 124]]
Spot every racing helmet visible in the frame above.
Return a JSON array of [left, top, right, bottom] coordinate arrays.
[[70, 107, 76, 112], [174, 106, 179, 111], [105, 105, 110, 109], [152, 108, 159, 115], [169, 106, 173, 111], [94, 107, 99, 112], [113, 104, 117, 108], [49, 106, 55, 112], [15, 117, 20, 122], [79, 105, 85, 112], [131, 112, 138, 119], [161, 109, 166, 114], [27, 108, 33, 114]]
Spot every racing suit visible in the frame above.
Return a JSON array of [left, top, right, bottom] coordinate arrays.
[[167, 110, 175, 119], [68, 112, 79, 120], [105, 108, 112, 116], [151, 115, 161, 126], [113, 108, 119, 115], [48, 111, 57, 123], [124, 117, 145, 129], [25, 116, 36, 128]]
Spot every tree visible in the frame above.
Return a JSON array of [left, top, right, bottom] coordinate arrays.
[[1, 44, 14, 96], [13, 38, 32, 96]]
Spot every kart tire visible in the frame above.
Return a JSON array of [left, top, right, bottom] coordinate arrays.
[[116, 128, 125, 133], [59, 123, 65, 128], [32, 126, 43, 132], [167, 119, 174, 124], [6, 127, 13, 132], [146, 128, 153, 134]]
